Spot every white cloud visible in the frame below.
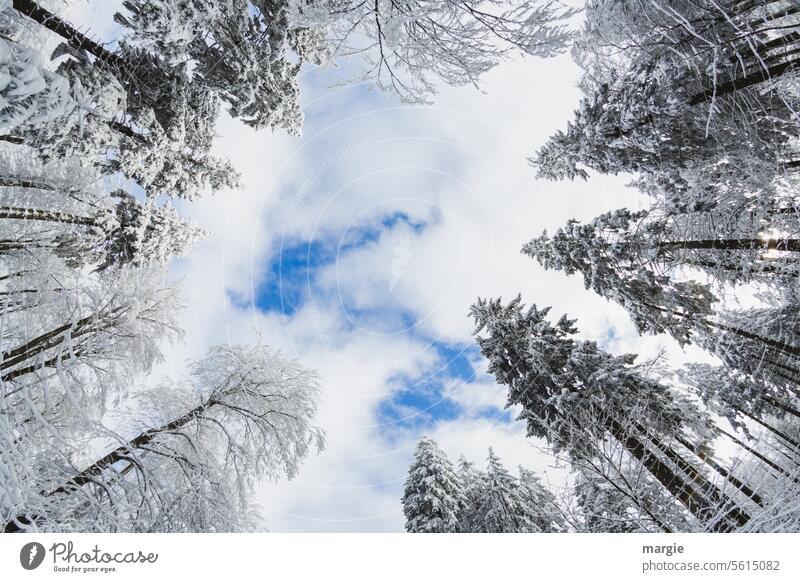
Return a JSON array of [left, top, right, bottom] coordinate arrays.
[[442, 379, 509, 415]]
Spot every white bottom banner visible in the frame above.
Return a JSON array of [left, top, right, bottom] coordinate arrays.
[[1, 533, 798, 581]]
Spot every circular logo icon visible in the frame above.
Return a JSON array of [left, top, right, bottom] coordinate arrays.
[[20, 542, 46, 570]]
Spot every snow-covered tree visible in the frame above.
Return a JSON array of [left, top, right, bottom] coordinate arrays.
[[402, 436, 464, 533], [294, 0, 577, 103], [455, 455, 485, 532], [0, 267, 182, 388], [523, 209, 716, 345], [571, 465, 699, 533], [576, 1, 800, 100], [524, 210, 800, 359], [3, 3, 241, 200], [531, 58, 795, 190], [468, 448, 537, 533], [680, 364, 800, 447], [0, 1, 337, 535], [470, 295, 752, 531], [532, 1, 800, 238], [18, 44, 239, 201], [115, 0, 307, 134], [12, 48, 129, 173], [574, 468, 647, 533], [11, 1, 308, 133], [699, 303, 800, 394], [3, 343, 325, 532], [529, 204, 800, 292], [517, 467, 568, 532], [0, 36, 77, 135], [732, 416, 800, 533], [0, 262, 185, 533], [0, 190, 204, 270]]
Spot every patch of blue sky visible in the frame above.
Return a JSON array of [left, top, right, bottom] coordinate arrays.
[[598, 324, 621, 353], [376, 339, 512, 435], [255, 239, 329, 315], [379, 211, 427, 233], [378, 377, 462, 430], [254, 202, 510, 435], [256, 210, 429, 316]]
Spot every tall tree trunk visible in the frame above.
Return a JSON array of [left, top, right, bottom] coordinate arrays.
[[2, 118, 149, 148], [741, 409, 800, 450], [717, 426, 800, 484], [11, 0, 122, 67], [674, 434, 763, 507], [4, 397, 211, 532], [685, 256, 800, 280], [708, 320, 800, 361], [628, 419, 752, 528], [0, 207, 98, 227], [662, 238, 800, 252], [0, 176, 60, 191], [763, 394, 800, 419], [690, 56, 800, 104], [603, 416, 745, 531], [0, 307, 125, 380], [2, 344, 85, 387], [643, 302, 800, 361], [761, 359, 800, 384]]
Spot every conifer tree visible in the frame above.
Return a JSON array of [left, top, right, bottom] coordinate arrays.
[[0, 191, 203, 270], [517, 467, 568, 532], [402, 436, 465, 533], [455, 455, 485, 533], [470, 295, 752, 531], [0, 36, 78, 135], [681, 364, 800, 441], [534, 0, 800, 194], [0, 190, 202, 270], [523, 209, 716, 346], [524, 211, 800, 363], [469, 448, 537, 533]]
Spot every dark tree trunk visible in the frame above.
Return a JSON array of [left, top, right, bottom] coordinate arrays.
[[763, 394, 800, 419], [603, 416, 746, 531], [686, 256, 800, 279], [0, 176, 60, 191], [675, 435, 763, 507], [662, 238, 800, 252], [690, 56, 800, 104], [2, 345, 85, 386], [3, 398, 211, 532], [717, 426, 800, 484], [741, 409, 800, 450], [0, 307, 124, 379], [12, 0, 121, 66], [642, 303, 800, 362], [629, 419, 752, 528], [0, 207, 98, 227], [709, 320, 800, 361]]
